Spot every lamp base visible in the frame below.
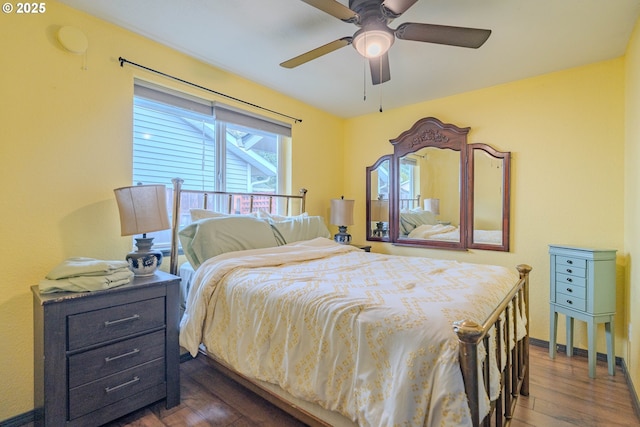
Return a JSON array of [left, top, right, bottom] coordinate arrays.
[[126, 237, 162, 277], [334, 225, 352, 245], [373, 221, 387, 237]]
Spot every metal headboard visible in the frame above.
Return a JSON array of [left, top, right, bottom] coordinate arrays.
[[169, 177, 307, 275], [400, 194, 421, 210]]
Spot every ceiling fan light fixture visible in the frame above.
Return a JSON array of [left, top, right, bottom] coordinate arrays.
[[353, 28, 394, 58]]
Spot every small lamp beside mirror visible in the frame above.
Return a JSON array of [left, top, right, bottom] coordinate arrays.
[[371, 196, 389, 237], [424, 198, 440, 215], [330, 196, 354, 244], [114, 184, 170, 277]]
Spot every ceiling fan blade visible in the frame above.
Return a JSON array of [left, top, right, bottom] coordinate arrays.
[[381, 0, 418, 18], [300, 0, 358, 22], [395, 22, 491, 48], [369, 53, 391, 85], [280, 37, 352, 68]]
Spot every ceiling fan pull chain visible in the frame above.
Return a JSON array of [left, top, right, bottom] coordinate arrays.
[[379, 60, 383, 112], [363, 57, 367, 101]]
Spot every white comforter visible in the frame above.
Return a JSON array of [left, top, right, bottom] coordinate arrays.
[[408, 224, 503, 245], [180, 238, 520, 426]]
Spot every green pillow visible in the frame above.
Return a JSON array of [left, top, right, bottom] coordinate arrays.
[[179, 216, 278, 269]]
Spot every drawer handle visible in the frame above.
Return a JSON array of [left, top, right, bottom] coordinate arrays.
[[566, 277, 573, 283], [566, 268, 573, 274], [566, 300, 573, 304], [105, 348, 140, 363], [104, 314, 140, 327], [566, 260, 573, 265], [105, 376, 140, 394], [566, 288, 573, 293]]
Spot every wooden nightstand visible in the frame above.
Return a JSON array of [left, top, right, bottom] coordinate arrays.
[[351, 244, 371, 252], [32, 271, 181, 426], [549, 245, 617, 378]]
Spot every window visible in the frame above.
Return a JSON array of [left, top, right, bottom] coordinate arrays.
[[399, 157, 417, 206], [132, 82, 291, 248]]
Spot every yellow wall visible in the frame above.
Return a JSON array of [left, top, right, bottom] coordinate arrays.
[[625, 16, 640, 404], [0, 1, 636, 421], [0, 1, 344, 419], [344, 57, 626, 368]]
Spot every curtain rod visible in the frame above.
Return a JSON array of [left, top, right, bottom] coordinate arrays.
[[119, 57, 302, 123]]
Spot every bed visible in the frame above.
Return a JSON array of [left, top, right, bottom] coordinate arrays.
[[168, 178, 531, 427], [400, 208, 503, 245]]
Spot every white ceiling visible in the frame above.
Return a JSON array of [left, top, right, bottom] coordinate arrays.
[[59, 0, 640, 118]]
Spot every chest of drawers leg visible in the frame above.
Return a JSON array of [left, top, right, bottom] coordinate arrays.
[[548, 245, 616, 378], [32, 271, 180, 426]]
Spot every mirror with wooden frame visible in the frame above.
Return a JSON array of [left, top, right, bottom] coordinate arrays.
[[467, 143, 511, 251], [366, 117, 511, 251], [366, 155, 392, 241]]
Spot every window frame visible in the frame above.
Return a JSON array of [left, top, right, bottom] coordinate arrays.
[[131, 80, 291, 249]]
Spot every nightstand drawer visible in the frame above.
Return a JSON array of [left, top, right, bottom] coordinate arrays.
[[68, 330, 165, 388], [68, 297, 165, 350], [555, 295, 586, 311], [556, 272, 586, 288], [68, 358, 165, 420], [556, 282, 586, 299]]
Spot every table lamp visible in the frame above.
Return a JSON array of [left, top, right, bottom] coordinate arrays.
[[330, 196, 354, 244], [114, 184, 170, 277], [371, 196, 389, 237], [424, 198, 440, 216]]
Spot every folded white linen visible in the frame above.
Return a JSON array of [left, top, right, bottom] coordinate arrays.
[[39, 257, 134, 293], [45, 257, 130, 279]]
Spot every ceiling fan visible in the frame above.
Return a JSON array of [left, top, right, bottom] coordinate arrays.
[[280, 0, 491, 85]]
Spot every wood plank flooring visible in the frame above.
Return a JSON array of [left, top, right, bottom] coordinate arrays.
[[18, 344, 637, 426], [100, 343, 639, 427], [510, 345, 639, 427]]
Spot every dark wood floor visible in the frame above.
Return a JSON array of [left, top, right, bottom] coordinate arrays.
[[103, 343, 639, 427], [20, 344, 639, 426], [510, 345, 639, 427]]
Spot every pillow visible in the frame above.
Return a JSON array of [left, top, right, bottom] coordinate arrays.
[[190, 209, 257, 221], [179, 216, 279, 269], [399, 209, 437, 235], [256, 210, 308, 221], [268, 215, 331, 244]]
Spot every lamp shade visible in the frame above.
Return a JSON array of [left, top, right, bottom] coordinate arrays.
[[114, 184, 170, 236], [424, 198, 440, 215], [370, 199, 389, 222], [330, 197, 355, 226]]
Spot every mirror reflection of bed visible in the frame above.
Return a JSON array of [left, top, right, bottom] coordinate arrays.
[[169, 178, 531, 427]]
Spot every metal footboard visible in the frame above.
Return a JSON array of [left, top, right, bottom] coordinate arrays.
[[454, 264, 532, 426]]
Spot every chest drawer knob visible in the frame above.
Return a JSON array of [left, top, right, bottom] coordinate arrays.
[[566, 277, 573, 283], [105, 348, 141, 363], [566, 299, 573, 304], [566, 288, 573, 292], [566, 259, 573, 265], [104, 314, 140, 327], [105, 376, 140, 394], [566, 268, 573, 274]]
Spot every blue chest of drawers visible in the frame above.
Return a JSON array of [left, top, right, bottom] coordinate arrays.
[[549, 245, 617, 378]]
